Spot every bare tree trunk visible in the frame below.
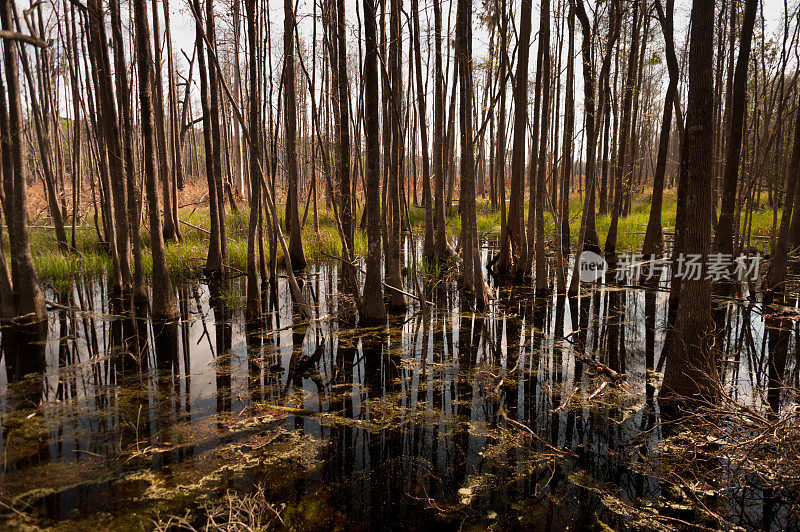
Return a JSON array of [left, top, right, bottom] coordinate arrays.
[[87, 0, 130, 292], [335, 0, 357, 299], [764, 94, 800, 298], [605, 0, 640, 258], [244, 0, 261, 322], [456, 0, 487, 308], [205, 0, 229, 268], [386, 0, 406, 310], [560, 2, 574, 260], [134, 0, 177, 322], [496, 0, 531, 278], [360, 0, 386, 323], [191, 1, 224, 276], [713, 0, 758, 256], [1, 0, 46, 323], [284, 0, 307, 269], [533, 0, 551, 292], [412, 0, 434, 260], [661, 0, 717, 406], [163, 0, 183, 241], [642, 0, 678, 260], [432, 0, 449, 259], [110, 0, 146, 300], [151, 0, 178, 243]]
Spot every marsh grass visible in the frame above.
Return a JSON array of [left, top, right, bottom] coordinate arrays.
[[23, 190, 779, 287]]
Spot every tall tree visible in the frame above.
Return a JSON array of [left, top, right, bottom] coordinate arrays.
[[605, 0, 641, 258], [432, 0, 449, 259], [660, 0, 717, 404], [386, 0, 406, 310], [495, 0, 531, 278], [412, 0, 434, 260], [151, 0, 178, 242], [763, 94, 800, 299], [456, 0, 486, 307], [134, 0, 178, 321], [284, 0, 307, 269], [713, 0, 758, 256], [0, 0, 46, 324], [560, 0, 575, 260], [87, 0, 131, 292], [533, 0, 551, 292], [245, 0, 261, 322], [191, 0, 224, 276], [642, 0, 679, 260], [110, 0, 146, 301], [360, 0, 386, 323], [336, 0, 357, 297], [205, 0, 228, 268]]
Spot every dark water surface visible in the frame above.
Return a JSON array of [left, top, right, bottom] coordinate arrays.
[[1, 242, 798, 530]]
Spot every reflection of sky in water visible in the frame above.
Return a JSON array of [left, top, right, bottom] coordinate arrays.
[[0, 240, 797, 529]]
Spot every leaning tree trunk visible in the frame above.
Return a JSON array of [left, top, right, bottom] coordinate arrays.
[[134, 0, 178, 322], [660, 0, 717, 406]]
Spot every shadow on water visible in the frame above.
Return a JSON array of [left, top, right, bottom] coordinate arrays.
[[0, 240, 798, 530]]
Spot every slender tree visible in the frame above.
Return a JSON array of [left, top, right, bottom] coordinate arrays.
[[412, 0, 434, 260], [495, 0, 531, 278], [245, 0, 261, 322], [0, 0, 46, 324], [284, 0, 307, 269], [134, 0, 178, 321], [360, 0, 386, 323], [641, 0, 679, 260], [713, 0, 758, 257], [456, 0, 487, 307]]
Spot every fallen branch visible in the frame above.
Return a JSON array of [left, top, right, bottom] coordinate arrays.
[[178, 218, 211, 235], [570, 347, 627, 387]]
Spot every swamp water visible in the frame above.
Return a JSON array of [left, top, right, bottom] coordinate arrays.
[[0, 241, 798, 530]]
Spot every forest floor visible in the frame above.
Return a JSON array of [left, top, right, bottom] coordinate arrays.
[[23, 179, 778, 291]]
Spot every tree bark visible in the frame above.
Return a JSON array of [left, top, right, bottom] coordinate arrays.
[[713, 0, 758, 256], [284, 0, 307, 269], [360, 0, 386, 323], [661, 0, 717, 405], [134, 0, 178, 321]]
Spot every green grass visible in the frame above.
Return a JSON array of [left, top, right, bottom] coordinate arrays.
[[22, 189, 780, 289]]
